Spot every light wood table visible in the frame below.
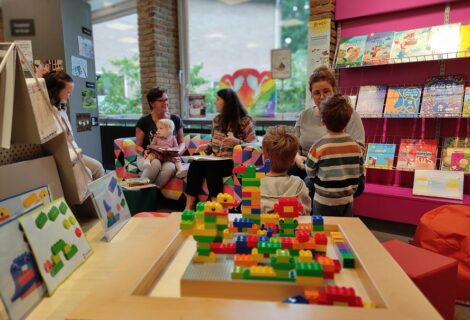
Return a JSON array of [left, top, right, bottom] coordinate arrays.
[[24, 214, 442, 320]]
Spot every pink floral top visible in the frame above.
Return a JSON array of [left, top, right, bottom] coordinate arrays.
[[209, 115, 256, 157]]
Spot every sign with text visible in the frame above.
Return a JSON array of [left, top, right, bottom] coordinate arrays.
[[271, 48, 291, 79], [10, 19, 35, 36]]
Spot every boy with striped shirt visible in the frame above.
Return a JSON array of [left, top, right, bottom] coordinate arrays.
[[305, 94, 364, 216]]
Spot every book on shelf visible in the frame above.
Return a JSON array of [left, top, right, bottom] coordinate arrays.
[[413, 169, 464, 200], [384, 86, 422, 118], [362, 31, 394, 66], [335, 35, 367, 68], [458, 24, 470, 58], [440, 137, 470, 172], [429, 23, 461, 59], [365, 143, 396, 169], [355, 85, 387, 116], [390, 27, 432, 63], [462, 87, 470, 118], [420, 75, 465, 117], [396, 138, 438, 171]]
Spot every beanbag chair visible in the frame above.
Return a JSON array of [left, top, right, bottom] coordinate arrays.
[[412, 204, 470, 304]]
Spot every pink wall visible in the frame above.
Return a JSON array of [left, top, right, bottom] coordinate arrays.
[[336, 0, 462, 21]]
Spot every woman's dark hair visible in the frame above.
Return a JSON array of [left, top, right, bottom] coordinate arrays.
[[147, 87, 167, 109], [308, 65, 336, 92], [43, 70, 73, 109], [217, 88, 250, 134]]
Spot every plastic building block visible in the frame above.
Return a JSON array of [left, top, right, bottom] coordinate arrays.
[[35, 212, 48, 229], [51, 240, 65, 255], [75, 227, 82, 238], [298, 250, 313, 263], [59, 201, 68, 214], [63, 219, 71, 230], [48, 206, 60, 222], [69, 215, 77, 225], [283, 295, 309, 304]]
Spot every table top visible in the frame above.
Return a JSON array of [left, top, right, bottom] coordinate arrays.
[[20, 214, 442, 320]]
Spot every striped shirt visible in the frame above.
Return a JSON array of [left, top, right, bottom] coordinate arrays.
[[210, 115, 256, 157], [305, 133, 364, 206]]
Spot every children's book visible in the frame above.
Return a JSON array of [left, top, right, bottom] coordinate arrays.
[[335, 35, 367, 68], [420, 75, 465, 117], [19, 198, 93, 295], [390, 27, 432, 63], [462, 87, 470, 118], [458, 24, 470, 58], [365, 143, 396, 169], [429, 23, 461, 59], [384, 86, 422, 117], [396, 139, 438, 171], [440, 137, 470, 171], [413, 170, 464, 200], [89, 172, 131, 241], [0, 187, 51, 320], [362, 31, 394, 66], [355, 85, 387, 116]]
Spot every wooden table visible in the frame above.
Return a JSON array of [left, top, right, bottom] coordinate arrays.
[[22, 214, 442, 320]]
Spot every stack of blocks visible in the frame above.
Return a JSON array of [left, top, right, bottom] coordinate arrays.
[[234, 164, 263, 225], [331, 231, 355, 268]]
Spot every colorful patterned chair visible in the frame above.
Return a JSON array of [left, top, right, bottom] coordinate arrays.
[[113, 135, 263, 202]]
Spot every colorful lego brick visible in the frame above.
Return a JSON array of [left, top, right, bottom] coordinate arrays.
[[260, 213, 279, 225], [63, 244, 78, 260], [296, 230, 310, 243], [193, 252, 217, 263], [251, 248, 264, 261], [298, 250, 313, 263], [63, 219, 71, 230], [69, 216, 77, 225], [35, 212, 48, 229], [204, 201, 227, 216], [296, 261, 323, 277], [47, 206, 60, 222], [246, 235, 258, 248], [234, 254, 258, 267], [216, 193, 238, 208], [296, 275, 324, 286], [58, 201, 68, 214], [249, 265, 276, 277], [210, 242, 236, 254], [231, 265, 246, 279], [314, 232, 328, 245]]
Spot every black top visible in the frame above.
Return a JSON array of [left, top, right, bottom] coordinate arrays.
[[136, 114, 184, 149]]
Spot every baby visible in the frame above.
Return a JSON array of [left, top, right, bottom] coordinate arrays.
[[143, 119, 182, 174]]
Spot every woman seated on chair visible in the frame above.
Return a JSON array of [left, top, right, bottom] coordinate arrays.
[[184, 88, 256, 210], [135, 87, 186, 188]]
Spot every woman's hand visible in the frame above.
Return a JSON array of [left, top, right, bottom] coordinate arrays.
[[195, 144, 209, 154], [295, 154, 307, 170], [222, 135, 240, 146]]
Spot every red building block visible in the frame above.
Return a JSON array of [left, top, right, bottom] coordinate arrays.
[[383, 239, 458, 320]]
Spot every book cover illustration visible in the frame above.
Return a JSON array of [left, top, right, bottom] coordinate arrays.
[[365, 143, 396, 169], [450, 151, 470, 173], [390, 27, 432, 63], [441, 137, 470, 171], [19, 198, 93, 295], [362, 31, 394, 66], [355, 85, 387, 117], [335, 35, 367, 68], [413, 170, 464, 200], [420, 75, 465, 117], [89, 172, 131, 241], [429, 23, 461, 59], [458, 24, 470, 58], [396, 139, 438, 171], [384, 86, 422, 117], [463, 87, 470, 118]]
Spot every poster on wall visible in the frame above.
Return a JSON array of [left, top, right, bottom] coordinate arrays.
[[271, 48, 291, 79], [78, 36, 94, 59], [14, 40, 33, 71], [71, 55, 88, 79], [33, 59, 63, 78], [81, 89, 97, 109], [306, 18, 331, 109]]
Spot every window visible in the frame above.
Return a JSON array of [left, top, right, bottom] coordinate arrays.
[[185, 0, 309, 119]]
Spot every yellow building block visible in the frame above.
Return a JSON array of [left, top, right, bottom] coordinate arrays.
[[298, 250, 313, 263], [250, 265, 276, 277], [296, 276, 324, 287], [193, 252, 217, 263]]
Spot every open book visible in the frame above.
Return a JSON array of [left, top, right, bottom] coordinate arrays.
[[147, 145, 180, 156], [182, 154, 232, 162]]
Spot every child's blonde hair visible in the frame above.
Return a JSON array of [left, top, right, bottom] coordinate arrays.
[[262, 125, 299, 173], [157, 118, 175, 136]]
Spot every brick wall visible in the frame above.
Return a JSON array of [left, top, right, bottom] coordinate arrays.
[[137, 0, 180, 115]]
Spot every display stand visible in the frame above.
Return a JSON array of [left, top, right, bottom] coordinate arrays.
[[0, 43, 90, 205]]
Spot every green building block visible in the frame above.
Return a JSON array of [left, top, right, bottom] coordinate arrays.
[[51, 240, 65, 255], [342, 253, 355, 268], [121, 198, 126, 207], [59, 201, 68, 214], [231, 266, 246, 280], [50, 259, 64, 277], [296, 261, 323, 277], [181, 210, 195, 222], [64, 244, 78, 260], [196, 248, 211, 256], [48, 206, 60, 221], [35, 212, 48, 229]]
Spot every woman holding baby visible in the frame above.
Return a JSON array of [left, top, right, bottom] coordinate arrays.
[[184, 88, 256, 210]]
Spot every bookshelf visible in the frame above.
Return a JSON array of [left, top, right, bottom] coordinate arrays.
[[333, 2, 470, 224]]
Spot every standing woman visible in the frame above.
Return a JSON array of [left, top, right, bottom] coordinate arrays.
[[44, 70, 104, 181], [289, 65, 365, 196], [184, 88, 256, 210], [135, 87, 186, 188]]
